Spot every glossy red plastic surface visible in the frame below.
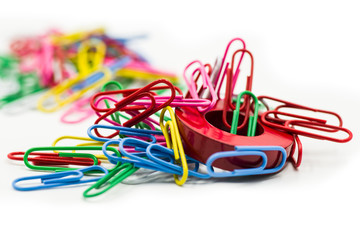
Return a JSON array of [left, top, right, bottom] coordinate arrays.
[[175, 100, 295, 172]]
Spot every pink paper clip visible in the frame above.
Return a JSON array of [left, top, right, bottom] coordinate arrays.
[[212, 38, 246, 98], [60, 97, 95, 124], [11, 30, 65, 87], [183, 60, 217, 112], [102, 95, 206, 108]]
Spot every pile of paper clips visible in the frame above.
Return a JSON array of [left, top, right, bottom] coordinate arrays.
[[2, 30, 353, 198], [0, 28, 178, 118]]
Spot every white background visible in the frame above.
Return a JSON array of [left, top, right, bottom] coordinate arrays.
[[0, 1, 359, 239]]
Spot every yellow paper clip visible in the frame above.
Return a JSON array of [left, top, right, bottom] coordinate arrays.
[[160, 106, 188, 186], [37, 39, 109, 112], [51, 28, 105, 46], [52, 135, 109, 162]]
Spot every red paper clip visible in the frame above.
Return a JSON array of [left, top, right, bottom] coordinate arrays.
[[285, 120, 352, 143], [288, 135, 303, 168], [90, 82, 182, 113], [258, 95, 343, 128], [93, 79, 176, 139], [212, 38, 246, 97], [222, 49, 254, 130], [261, 111, 352, 143], [8, 152, 98, 166]]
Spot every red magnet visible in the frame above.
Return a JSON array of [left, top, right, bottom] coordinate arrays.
[[176, 99, 295, 172]]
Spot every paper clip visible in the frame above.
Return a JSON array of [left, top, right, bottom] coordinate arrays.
[[145, 144, 210, 179], [52, 135, 110, 162], [51, 28, 105, 46], [0, 55, 18, 90], [38, 57, 129, 112], [106, 136, 208, 180], [93, 91, 211, 111], [93, 79, 176, 135], [230, 90, 259, 136], [0, 73, 44, 109], [222, 49, 254, 130], [261, 111, 353, 143], [183, 60, 217, 112], [100, 81, 124, 124], [11, 30, 65, 87], [59, 81, 124, 124], [22, 146, 120, 172], [8, 151, 96, 166], [36, 38, 107, 112], [90, 80, 181, 113], [87, 124, 163, 143], [0, 55, 17, 74], [37, 37, 54, 86], [100, 34, 147, 63], [212, 38, 247, 96], [159, 106, 188, 185], [206, 146, 287, 177], [257, 95, 343, 128], [59, 97, 95, 124], [288, 135, 303, 169], [37, 39, 132, 112], [285, 119, 353, 143], [91, 81, 161, 130], [13, 165, 108, 191], [105, 137, 176, 172], [10, 34, 43, 57], [83, 163, 138, 198]]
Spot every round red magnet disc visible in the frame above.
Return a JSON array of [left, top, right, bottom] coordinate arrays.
[[176, 100, 295, 172]]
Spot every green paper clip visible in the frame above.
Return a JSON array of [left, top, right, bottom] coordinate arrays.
[[23, 146, 120, 172], [0, 73, 44, 109], [83, 163, 138, 198], [230, 90, 259, 136]]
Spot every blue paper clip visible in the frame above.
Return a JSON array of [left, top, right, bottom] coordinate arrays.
[[72, 57, 131, 91], [106, 137, 185, 174], [12, 165, 108, 191], [104, 138, 176, 174], [206, 146, 287, 177], [87, 124, 163, 143], [43, 165, 109, 184], [146, 143, 211, 179]]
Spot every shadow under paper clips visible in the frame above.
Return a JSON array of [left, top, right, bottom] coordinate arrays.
[[121, 166, 282, 186], [122, 169, 179, 185]]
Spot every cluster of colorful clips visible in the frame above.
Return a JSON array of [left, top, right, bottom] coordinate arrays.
[[0, 28, 178, 121], [4, 34, 353, 199]]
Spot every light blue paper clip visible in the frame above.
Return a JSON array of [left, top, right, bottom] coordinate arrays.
[[12, 165, 109, 191], [87, 124, 163, 143], [206, 146, 287, 177], [103, 138, 175, 173], [72, 57, 131, 91], [146, 144, 210, 179]]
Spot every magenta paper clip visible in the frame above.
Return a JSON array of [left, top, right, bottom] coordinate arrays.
[[183, 60, 217, 112], [94, 94, 212, 109], [60, 96, 94, 124]]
